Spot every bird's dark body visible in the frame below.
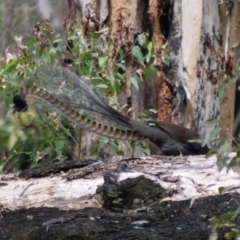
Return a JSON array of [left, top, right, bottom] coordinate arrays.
[[129, 120, 209, 155]]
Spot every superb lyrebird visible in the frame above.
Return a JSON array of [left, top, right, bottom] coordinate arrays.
[[13, 65, 209, 156]]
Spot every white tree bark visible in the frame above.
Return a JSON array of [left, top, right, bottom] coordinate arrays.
[[1, 154, 239, 211]]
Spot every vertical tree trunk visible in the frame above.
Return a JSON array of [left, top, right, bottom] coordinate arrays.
[[218, 1, 239, 144], [72, 0, 239, 156], [0, 0, 16, 54]]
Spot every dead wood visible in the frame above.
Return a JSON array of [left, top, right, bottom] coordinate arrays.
[[1, 154, 240, 239]]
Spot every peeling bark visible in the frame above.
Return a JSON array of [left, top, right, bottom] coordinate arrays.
[[156, 71, 173, 122], [73, 0, 98, 30], [148, 0, 164, 47], [168, 0, 239, 145], [1, 154, 239, 210], [148, 0, 173, 122], [168, 0, 187, 125], [195, 1, 222, 138], [98, 0, 109, 24]]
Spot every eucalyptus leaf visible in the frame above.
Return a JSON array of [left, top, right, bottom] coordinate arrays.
[[98, 56, 108, 68], [131, 76, 139, 91], [142, 148, 150, 155], [208, 127, 221, 142], [202, 118, 217, 127], [137, 33, 146, 46], [219, 76, 237, 100], [132, 46, 144, 62], [96, 84, 108, 89]]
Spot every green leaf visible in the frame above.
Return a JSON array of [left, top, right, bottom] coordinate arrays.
[[142, 148, 150, 155], [38, 46, 45, 57], [90, 145, 98, 155], [49, 48, 56, 61], [231, 207, 240, 221], [53, 38, 64, 44], [232, 41, 239, 49], [98, 56, 108, 68], [145, 54, 151, 64], [206, 149, 217, 157], [145, 65, 156, 79], [27, 39, 38, 48], [219, 141, 231, 153], [131, 75, 140, 90], [236, 149, 240, 158], [96, 84, 108, 89], [137, 33, 146, 46], [67, 36, 79, 41], [219, 76, 237, 100], [97, 137, 109, 153], [117, 150, 124, 156], [208, 127, 221, 142], [149, 109, 158, 114], [5, 59, 18, 72], [118, 48, 124, 58], [162, 57, 170, 67], [116, 63, 126, 72], [4, 97, 11, 108], [147, 42, 153, 55], [202, 118, 217, 127], [209, 216, 220, 225], [110, 142, 118, 153], [41, 147, 52, 157], [97, 38, 104, 51], [132, 46, 144, 62], [218, 187, 224, 194], [114, 72, 124, 81], [219, 211, 234, 224], [54, 140, 64, 150], [146, 42, 155, 63]]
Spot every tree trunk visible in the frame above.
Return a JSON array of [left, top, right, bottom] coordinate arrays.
[[71, 0, 239, 158], [169, 0, 239, 144]]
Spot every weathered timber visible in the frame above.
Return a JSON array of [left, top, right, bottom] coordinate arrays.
[[1, 154, 240, 239]]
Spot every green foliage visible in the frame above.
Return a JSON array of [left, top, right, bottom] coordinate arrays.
[[219, 76, 237, 100], [160, 44, 170, 67], [130, 74, 141, 91], [0, 21, 156, 172], [209, 208, 240, 240], [201, 116, 239, 171], [90, 137, 124, 157], [202, 58, 240, 171]]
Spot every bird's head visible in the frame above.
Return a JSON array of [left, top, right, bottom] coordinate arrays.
[[13, 94, 28, 112]]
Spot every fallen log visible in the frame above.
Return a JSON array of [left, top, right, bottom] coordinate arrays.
[[0, 154, 240, 239]]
